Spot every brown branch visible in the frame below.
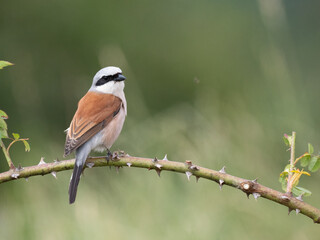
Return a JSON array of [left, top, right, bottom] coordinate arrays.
[[0, 153, 319, 224]]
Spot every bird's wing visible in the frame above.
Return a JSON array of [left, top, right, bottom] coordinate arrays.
[[64, 92, 122, 156]]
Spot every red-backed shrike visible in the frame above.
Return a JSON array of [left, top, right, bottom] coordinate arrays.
[[64, 66, 127, 204]]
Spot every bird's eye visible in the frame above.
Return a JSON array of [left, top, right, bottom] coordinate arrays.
[[104, 75, 113, 81], [95, 73, 121, 86], [96, 76, 110, 86]]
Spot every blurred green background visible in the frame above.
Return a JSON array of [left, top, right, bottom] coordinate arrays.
[[1, 0, 320, 239]]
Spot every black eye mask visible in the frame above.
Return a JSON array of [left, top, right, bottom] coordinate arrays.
[[95, 73, 125, 86]]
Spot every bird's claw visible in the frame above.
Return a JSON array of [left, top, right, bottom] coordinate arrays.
[[106, 149, 112, 163]]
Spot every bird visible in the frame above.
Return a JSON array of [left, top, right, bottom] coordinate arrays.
[[64, 66, 127, 204]]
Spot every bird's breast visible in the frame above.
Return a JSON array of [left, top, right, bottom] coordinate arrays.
[[97, 104, 126, 150]]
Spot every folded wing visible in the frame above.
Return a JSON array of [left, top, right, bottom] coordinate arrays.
[[64, 92, 122, 156]]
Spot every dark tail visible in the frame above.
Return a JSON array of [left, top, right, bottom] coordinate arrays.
[[69, 162, 84, 204]]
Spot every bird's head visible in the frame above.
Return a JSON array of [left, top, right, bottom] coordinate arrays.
[[90, 66, 126, 95]]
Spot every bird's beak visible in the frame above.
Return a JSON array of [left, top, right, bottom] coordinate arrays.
[[115, 74, 126, 82]]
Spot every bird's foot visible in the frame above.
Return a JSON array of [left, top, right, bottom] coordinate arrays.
[[106, 149, 112, 164]]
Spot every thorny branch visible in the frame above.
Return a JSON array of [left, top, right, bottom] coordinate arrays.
[[0, 152, 319, 224]]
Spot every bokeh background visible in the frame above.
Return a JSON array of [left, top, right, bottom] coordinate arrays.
[[1, 0, 320, 239]]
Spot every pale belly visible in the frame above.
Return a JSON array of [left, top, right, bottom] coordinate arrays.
[[91, 107, 126, 152]]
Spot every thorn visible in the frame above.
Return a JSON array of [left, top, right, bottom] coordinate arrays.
[[252, 192, 261, 200], [185, 171, 192, 181], [219, 179, 224, 190], [25, 177, 29, 182], [11, 173, 19, 179], [252, 178, 258, 183], [196, 176, 200, 183], [288, 207, 293, 215], [186, 161, 199, 170], [38, 157, 46, 165], [281, 195, 290, 202], [118, 150, 126, 157], [163, 154, 168, 161], [17, 164, 23, 171], [246, 193, 250, 199], [190, 165, 199, 170], [86, 162, 95, 168], [115, 166, 120, 174], [185, 160, 192, 166], [54, 158, 60, 163], [126, 162, 132, 167], [51, 171, 57, 179], [112, 152, 119, 160], [152, 157, 158, 163], [296, 209, 300, 215], [296, 195, 303, 201], [219, 166, 226, 174], [155, 163, 162, 169], [155, 169, 161, 177]]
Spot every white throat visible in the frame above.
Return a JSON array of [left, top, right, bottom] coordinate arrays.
[[93, 81, 125, 96]]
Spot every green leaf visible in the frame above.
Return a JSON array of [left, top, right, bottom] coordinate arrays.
[[281, 179, 287, 192], [22, 140, 30, 152], [308, 156, 320, 172], [308, 143, 314, 154], [0, 118, 7, 130], [0, 61, 14, 69], [292, 186, 312, 197], [283, 164, 291, 173], [283, 134, 292, 146], [0, 128, 8, 139], [300, 155, 311, 167], [0, 110, 9, 139], [279, 172, 288, 183], [12, 133, 20, 140], [279, 164, 290, 190], [0, 110, 8, 119], [292, 177, 300, 188], [279, 166, 289, 192]]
